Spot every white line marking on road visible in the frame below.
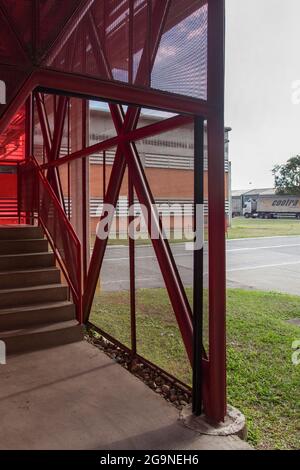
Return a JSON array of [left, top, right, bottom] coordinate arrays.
[[106, 243, 300, 260], [101, 276, 159, 285], [226, 260, 300, 272], [227, 243, 300, 252], [227, 235, 300, 242], [105, 253, 190, 261]]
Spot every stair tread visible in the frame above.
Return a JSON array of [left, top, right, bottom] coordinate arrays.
[[0, 283, 66, 295], [0, 266, 59, 275], [0, 300, 73, 315], [0, 252, 52, 259], [0, 238, 45, 242], [0, 226, 44, 240], [0, 320, 81, 338]]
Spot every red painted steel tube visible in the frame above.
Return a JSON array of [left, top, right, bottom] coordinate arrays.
[[35, 93, 67, 208], [41, 135, 119, 169], [41, 114, 192, 171], [87, 10, 113, 80], [81, 99, 88, 284], [206, 0, 226, 423], [0, 71, 36, 135], [128, 0, 134, 85], [47, 96, 68, 208], [103, 151, 106, 199], [35, 68, 212, 117], [17, 163, 21, 224], [67, 98, 71, 220], [35, 93, 52, 157], [25, 95, 34, 158], [25, 94, 34, 224], [128, 174, 136, 356]]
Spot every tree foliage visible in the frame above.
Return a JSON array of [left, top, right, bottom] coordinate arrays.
[[273, 156, 300, 195]]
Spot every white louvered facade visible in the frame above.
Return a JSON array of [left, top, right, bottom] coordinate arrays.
[[89, 151, 229, 172]]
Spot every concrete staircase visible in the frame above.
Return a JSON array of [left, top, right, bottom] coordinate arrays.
[[0, 225, 83, 355]]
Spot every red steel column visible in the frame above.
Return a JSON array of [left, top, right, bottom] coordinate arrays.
[[207, 0, 226, 423], [25, 94, 34, 224]]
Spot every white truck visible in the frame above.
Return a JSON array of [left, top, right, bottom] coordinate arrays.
[[243, 195, 300, 219]]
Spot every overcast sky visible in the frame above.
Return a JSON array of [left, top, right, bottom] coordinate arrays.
[[225, 0, 300, 190]]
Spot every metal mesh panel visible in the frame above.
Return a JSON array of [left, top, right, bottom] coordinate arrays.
[[0, 8, 27, 65], [43, 0, 208, 100], [37, 0, 82, 59], [105, 0, 129, 82], [132, 0, 148, 85], [151, 0, 208, 100], [0, 0, 33, 55]]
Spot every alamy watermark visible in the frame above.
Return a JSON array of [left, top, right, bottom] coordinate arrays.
[[0, 79, 6, 105], [95, 202, 205, 251]]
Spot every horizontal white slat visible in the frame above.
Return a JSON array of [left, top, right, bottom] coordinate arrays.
[[89, 153, 229, 172]]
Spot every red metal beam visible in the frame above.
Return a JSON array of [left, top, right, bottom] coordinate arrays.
[[34, 92, 67, 208], [35, 68, 213, 117], [40, 113, 192, 170], [47, 96, 68, 208], [0, 70, 35, 135], [206, 0, 226, 423], [35, 93, 52, 157]]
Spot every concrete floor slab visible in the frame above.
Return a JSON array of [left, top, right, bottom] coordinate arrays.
[[0, 340, 251, 450]]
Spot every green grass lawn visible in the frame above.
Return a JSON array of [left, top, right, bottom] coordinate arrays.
[[90, 288, 300, 450], [227, 217, 300, 239]]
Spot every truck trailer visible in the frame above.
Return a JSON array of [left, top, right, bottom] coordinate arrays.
[[243, 195, 300, 219], [232, 196, 243, 217]]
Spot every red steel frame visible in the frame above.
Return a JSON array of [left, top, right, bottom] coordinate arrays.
[[0, 0, 226, 423]]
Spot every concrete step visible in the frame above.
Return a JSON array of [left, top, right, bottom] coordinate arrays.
[[0, 238, 48, 255], [0, 284, 68, 308], [0, 252, 55, 271], [0, 267, 61, 289], [0, 320, 84, 355], [0, 225, 43, 240], [0, 301, 75, 330]]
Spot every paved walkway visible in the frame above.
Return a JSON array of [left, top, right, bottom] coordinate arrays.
[[0, 341, 251, 450]]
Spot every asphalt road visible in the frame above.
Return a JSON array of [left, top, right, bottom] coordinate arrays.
[[99, 236, 300, 296]]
